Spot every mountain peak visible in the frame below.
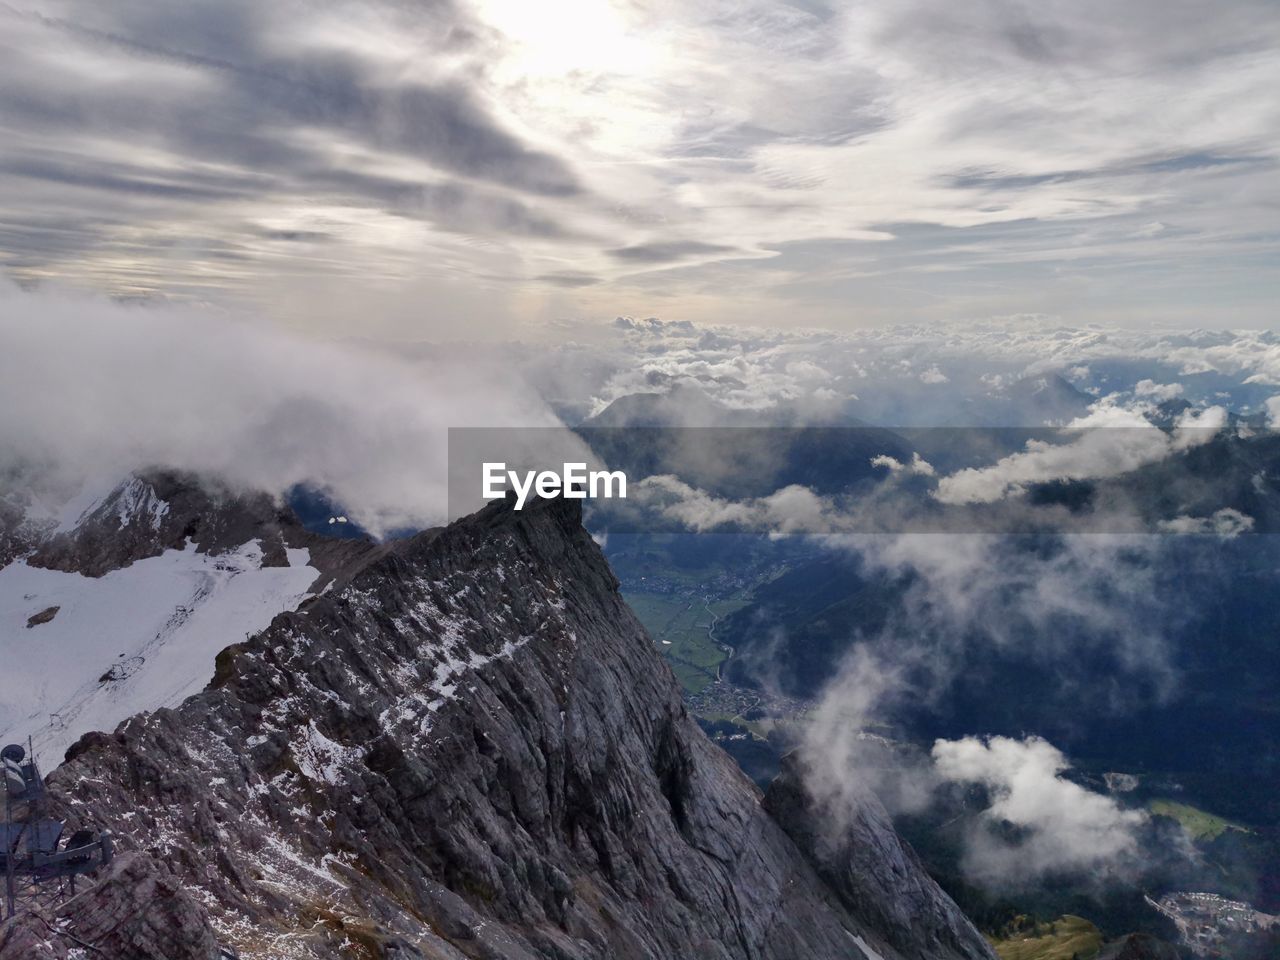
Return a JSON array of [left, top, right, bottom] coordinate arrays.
[[5, 488, 992, 960]]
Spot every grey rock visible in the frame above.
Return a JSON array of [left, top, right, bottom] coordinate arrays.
[[765, 756, 995, 960], [1095, 933, 1182, 960], [0, 853, 222, 960], [22, 493, 990, 960], [0, 909, 67, 960], [26, 605, 59, 628], [0, 487, 53, 567]]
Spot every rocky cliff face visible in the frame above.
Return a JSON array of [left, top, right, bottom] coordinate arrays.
[[765, 759, 993, 960], [3, 491, 994, 960]]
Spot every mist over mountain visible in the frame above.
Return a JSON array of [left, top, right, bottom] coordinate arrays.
[[538, 315, 1280, 955]]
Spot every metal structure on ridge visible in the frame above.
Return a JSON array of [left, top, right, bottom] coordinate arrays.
[[2, 740, 113, 921]]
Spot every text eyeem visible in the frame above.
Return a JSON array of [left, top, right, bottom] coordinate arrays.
[[483, 462, 627, 511]]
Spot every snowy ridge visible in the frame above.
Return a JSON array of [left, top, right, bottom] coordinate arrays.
[[111, 476, 171, 529], [50, 474, 170, 534]]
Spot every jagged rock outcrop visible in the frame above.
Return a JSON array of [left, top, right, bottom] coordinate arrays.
[[0, 487, 50, 567], [6, 494, 991, 960]]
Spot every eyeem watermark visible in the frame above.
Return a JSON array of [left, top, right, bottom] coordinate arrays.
[[483, 462, 627, 510]]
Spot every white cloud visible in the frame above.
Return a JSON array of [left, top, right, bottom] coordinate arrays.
[[1134, 379, 1184, 401], [0, 284, 566, 534], [919, 365, 949, 384], [1170, 403, 1229, 449], [634, 475, 837, 534], [800, 646, 939, 820], [932, 735, 1148, 886], [1158, 508, 1255, 537], [847, 531, 1178, 683], [785, 359, 832, 381], [802, 633, 1164, 889], [870, 452, 935, 476], [934, 397, 1228, 504]]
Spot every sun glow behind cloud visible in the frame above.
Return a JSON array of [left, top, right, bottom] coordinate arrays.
[[473, 0, 660, 79]]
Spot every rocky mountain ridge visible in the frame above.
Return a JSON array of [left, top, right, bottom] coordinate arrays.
[[2, 487, 994, 960]]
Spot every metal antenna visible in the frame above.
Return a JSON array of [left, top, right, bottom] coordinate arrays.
[[3, 745, 17, 920]]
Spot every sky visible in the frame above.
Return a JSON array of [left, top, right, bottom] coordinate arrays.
[[0, 0, 1277, 336]]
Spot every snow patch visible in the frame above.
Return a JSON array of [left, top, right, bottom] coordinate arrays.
[[292, 719, 363, 785], [0, 540, 317, 760]]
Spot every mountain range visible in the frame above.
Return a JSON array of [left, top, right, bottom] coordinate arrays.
[[0, 473, 993, 960]]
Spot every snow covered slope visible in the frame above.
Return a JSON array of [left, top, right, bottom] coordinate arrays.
[[0, 539, 318, 760], [0, 472, 343, 761]]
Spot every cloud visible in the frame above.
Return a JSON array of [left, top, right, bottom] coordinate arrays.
[[0, 283, 565, 534], [634, 475, 837, 534], [802, 640, 1158, 888], [6, 2, 580, 197], [931, 735, 1148, 886], [849, 532, 1179, 686], [800, 646, 941, 820], [870, 453, 935, 476], [536, 271, 602, 288], [934, 398, 1228, 504], [1134, 379, 1184, 401], [792, 520, 1187, 873], [919, 364, 949, 384], [1158, 508, 1255, 537], [607, 241, 739, 264], [1, 0, 1277, 328], [0, 0, 591, 331]]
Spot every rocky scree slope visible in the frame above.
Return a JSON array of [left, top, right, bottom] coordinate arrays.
[[4, 494, 993, 960]]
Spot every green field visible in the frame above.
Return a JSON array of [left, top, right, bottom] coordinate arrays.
[[622, 592, 748, 693], [1148, 799, 1248, 841], [991, 915, 1102, 960]]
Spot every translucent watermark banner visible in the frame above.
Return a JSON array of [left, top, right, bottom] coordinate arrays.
[[448, 425, 1272, 534]]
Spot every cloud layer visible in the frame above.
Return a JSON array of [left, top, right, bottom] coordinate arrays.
[[0, 283, 561, 533], [1, 0, 1277, 329]]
